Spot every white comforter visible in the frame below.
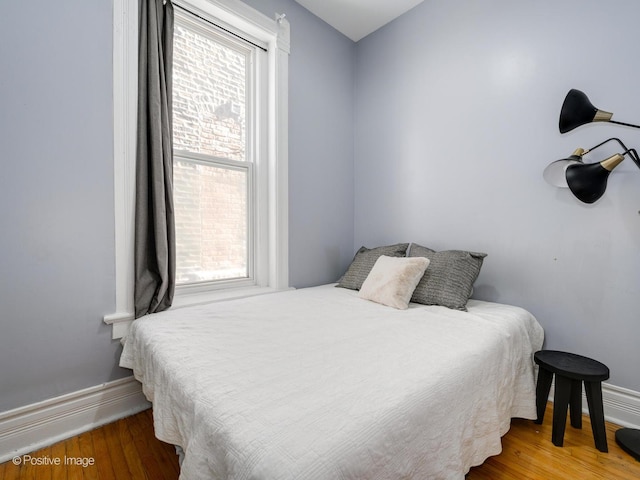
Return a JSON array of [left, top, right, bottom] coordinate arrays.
[[120, 284, 543, 480]]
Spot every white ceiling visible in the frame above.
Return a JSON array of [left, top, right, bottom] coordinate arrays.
[[294, 0, 425, 42]]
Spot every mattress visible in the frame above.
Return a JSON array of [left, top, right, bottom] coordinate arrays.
[[120, 284, 544, 480]]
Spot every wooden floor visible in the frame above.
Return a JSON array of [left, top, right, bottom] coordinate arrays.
[[2, 405, 639, 479], [467, 413, 640, 480]]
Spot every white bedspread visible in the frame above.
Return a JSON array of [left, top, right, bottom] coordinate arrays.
[[120, 284, 543, 480]]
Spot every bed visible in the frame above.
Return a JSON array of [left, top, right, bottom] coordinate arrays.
[[120, 284, 543, 480]]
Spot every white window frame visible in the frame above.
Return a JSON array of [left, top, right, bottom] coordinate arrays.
[[105, 0, 290, 339]]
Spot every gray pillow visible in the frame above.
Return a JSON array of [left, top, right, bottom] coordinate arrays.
[[336, 243, 410, 290], [408, 243, 487, 310]]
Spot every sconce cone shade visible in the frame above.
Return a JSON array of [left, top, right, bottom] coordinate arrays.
[[565, 154, 624, 203], [559, 89, 613, 133], [543, 149, 584, 187]]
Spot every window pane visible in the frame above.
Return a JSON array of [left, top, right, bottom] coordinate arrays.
[[174, 159, 248, 284], [173, 21, 247, 161]]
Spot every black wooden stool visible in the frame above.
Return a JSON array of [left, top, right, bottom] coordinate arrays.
[[534, 350, 610, 452]]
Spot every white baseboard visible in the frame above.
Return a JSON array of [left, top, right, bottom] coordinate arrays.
[[548, 382, 640, 429], [601, 383, 640, 429], [0, 376, 150, 464]]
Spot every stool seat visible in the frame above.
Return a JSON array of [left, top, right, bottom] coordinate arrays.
[[534, 350, 609, 382], [534, 350, 609, 452]]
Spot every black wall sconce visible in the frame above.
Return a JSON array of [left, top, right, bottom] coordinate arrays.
[[545, 89, 640, 204]]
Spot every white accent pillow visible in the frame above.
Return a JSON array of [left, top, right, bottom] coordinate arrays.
[[358, 255, 430, 310]]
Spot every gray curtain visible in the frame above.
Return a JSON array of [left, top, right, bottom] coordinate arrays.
[[134, 0, 175, 318]]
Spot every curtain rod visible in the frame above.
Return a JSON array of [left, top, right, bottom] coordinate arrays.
[[173, 3, 268, 52]]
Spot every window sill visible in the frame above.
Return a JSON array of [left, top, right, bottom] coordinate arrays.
[[171, 284, 292, 309], [104, 285, 294, 340]]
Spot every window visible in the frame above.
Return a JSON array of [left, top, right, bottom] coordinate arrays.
[[172, 9, 259, 290], [107, 0, 290, 338]]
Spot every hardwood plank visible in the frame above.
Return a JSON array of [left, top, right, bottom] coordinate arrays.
[[63, 435, 83, 480], [21, 446, 38, 480], [137, 409, 180, 478], [2, 452, 25, 480], [126, 410, 176, 480], [102, 420, 133, 480], [39, 445, 52, 480], [117, 414, 155, 480], [90, 427, 117, 479], [50, 438, 67, 480], [76, 431, 98, 480]]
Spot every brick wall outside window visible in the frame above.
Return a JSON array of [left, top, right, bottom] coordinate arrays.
[[172, 20, 249, 284]]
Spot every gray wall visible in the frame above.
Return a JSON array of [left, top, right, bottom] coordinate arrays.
[[0, 0, 122, 412], [0, 0, 355, 412], [354, 0, 640, 391]]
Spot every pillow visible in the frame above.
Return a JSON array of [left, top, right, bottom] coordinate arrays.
[[359, 255, 430, 309], [336, 243, 410, 290], [408, 243, 487, 311]]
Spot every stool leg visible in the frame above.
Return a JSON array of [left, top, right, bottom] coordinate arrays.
[[552, 376, 571, 447], [569, 379, 583, 429], [585, 381, 608, 452], [535, 367, 553, 424]]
